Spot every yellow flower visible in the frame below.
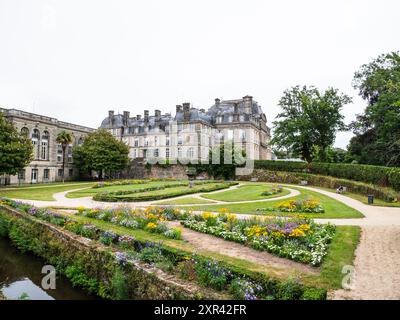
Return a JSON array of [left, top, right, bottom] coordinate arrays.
[[202, 212, 214, 220], [290, 228, 305, 237], [227, 214, 237, 224], [218, 208, 229, 214], [298, 224, 311, 232], [146, 222, 157, 229]]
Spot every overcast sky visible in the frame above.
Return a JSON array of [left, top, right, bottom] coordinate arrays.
[[0, 0, 399, 148]]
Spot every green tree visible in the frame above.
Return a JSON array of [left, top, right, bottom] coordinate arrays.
[[192, 143, 245, 180], [271, 86, 352, 162], [348, 52, 400, 166], [73, 129, 129, 179], [0, 112, 33, 180], [56, 130, 73, 183]]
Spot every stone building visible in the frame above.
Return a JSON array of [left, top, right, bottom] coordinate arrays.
[[100, 96, 272, 163], [0, 107, 94, 185]]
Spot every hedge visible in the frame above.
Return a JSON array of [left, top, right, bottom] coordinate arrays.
[[238, 169, 399, 202], [254, 161, 400, 191], [94, 182, 238, 202]]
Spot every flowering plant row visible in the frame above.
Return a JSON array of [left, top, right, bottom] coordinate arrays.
[[181, 212, 335, 266], [256, 198, 325, 214], [77, 206, 182, 239]]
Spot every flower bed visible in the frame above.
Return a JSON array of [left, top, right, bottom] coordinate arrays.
[[261, 185, 283, 196], [77, 206, 182, 239], [181, 212, 335, 266], [256, 198, 325, 214], [0, 199, 327, 300], [93, 182, 238, 202]]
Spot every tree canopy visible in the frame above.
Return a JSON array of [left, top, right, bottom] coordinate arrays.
[[271, 85, 352, 162], [347, 52, 400, 166], [0, 112, 33, 176], [73, 129, 129, 179]]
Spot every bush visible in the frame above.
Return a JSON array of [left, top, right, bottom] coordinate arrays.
[[241, 169, 399, 202], [254, 160, 400, 191]]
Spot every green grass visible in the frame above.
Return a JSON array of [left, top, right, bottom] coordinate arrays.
[[200, 183, 291, 202], [304, 226, 361, 289], [155, 197, 216, 205], [0, 182, 95, 201], [183, 186, 364, 219], [313, 186, 400, 208], [66, 180, 182, 198]]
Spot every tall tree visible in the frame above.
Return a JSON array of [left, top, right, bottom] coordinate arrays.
[[56, 130, 73, 183], [0, 112, 33, 180], [271, 86, 352, 162], [73, 129, 129, 179], [348, 52, 400, 166]]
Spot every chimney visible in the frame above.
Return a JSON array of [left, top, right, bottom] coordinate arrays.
[[155, 110, 161, 120], [176, 105, 182, 113], [183, 102, 190, 122], [108, 110, 114, 126], [233, 103, 239, 121], [215, 98, 220, 106], [144, 110, 149, 123], [123, 111, 130, 126], [243, 95, 253, 114]]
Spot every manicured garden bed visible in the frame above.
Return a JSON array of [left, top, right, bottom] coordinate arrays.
[[93, 182, 238, 202], [0, 199, 329, 300], [200, 184, 290, 202], [186, 187, 364, 219]]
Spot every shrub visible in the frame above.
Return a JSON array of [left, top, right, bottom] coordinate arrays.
[[65, 265, 99, 295], [241, 169, 399, 202], [254, 160, 400, 191]]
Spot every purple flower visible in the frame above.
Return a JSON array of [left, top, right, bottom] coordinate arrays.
[[115, 252, 128, 266]]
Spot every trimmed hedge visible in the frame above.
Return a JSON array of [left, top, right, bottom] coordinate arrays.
[[254, 161, 400, 191], [94, 182, 238, 202], [238, 169, 399, 202]]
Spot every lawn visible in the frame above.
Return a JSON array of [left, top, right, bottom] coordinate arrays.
[[200, 183, 291, 202], [313, 186, 400, 208], [155, 197, 216, 205], [66, 180, 183, 198], [0, 182, 95, 201], [183, 186, 364, 219]]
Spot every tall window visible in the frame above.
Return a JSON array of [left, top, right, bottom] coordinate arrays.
[[57, 144, 63, 162], [166, 148, 170, 159], [31, 129, 40, 159], [134, 139, 139, 147], [177, 135, 183, 145], [154, 136, 158, 146], [21, 127, 29, 137], [41, 131, 49, 160], [43, 169, 50, 180], [177, 147, 182, 159], [67, 144, 73, 163], [154, 149, 159, 157], [166, 137, 170, 146], [78, 137, 83, 145], [187, 147, 194, 159]]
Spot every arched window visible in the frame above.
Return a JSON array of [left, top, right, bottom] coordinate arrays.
[[78, 137, 83, 145], [21, 127, 29, 137], [41, 131, 50, 160], [31, 129, 40, 159]]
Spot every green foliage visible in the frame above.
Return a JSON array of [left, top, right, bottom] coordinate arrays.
[[276, 278, 304, 300], [193, 144, 246, 179], [73, 129, 129, 178], [111, 268, 129, 300], [254, 160, 400, 192], [65, 265, 99, 295], [348, 52, 400, 166], [0, 112, 33, 176], [271, 86, 352, 162], [56, 130, 73, 182]]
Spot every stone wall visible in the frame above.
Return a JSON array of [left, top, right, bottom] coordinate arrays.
[[0, 205, 223, 300]]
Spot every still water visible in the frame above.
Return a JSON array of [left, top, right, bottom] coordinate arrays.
[[0, 237, 97, 300]]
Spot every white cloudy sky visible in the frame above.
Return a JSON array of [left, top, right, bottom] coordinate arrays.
[[0, 0, 399, 148]]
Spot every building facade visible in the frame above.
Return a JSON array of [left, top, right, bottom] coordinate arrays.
[[0, 108, 95, 185], [100, 96, 272, 163]]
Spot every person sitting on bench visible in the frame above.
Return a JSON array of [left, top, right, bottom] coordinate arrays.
[[336, 186, 344, 194]]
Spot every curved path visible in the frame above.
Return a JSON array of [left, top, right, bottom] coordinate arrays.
[[8, 183, 400, 300]]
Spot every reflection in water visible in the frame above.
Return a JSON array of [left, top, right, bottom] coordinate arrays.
[[0, 237, 97, 300]]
